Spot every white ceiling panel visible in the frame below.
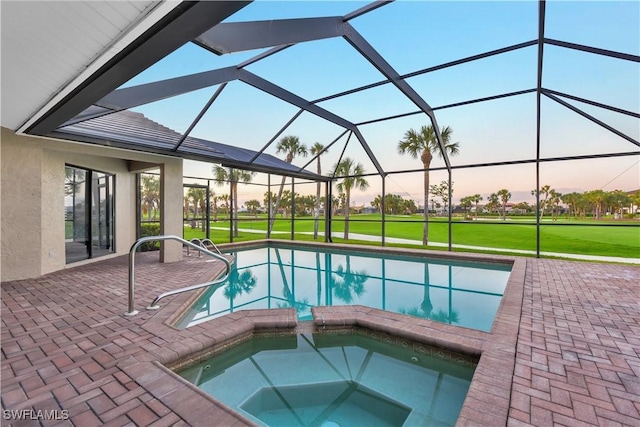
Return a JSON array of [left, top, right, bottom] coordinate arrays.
[[0, 0, 171, 130]]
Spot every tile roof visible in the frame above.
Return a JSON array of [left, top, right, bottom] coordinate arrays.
[[56, 110, 322, 180]]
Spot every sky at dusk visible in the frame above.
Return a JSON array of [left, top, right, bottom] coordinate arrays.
[[126, 0, 639, 208]]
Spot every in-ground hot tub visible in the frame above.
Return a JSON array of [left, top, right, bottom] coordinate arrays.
[[177, 331, 477, 426]]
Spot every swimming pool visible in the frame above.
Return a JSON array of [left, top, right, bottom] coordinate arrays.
[[177, 332, 476, 426], [175, 243, 511, 331]]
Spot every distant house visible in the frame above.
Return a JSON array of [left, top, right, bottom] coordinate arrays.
[[451, 205, 466, 214], [350, 205, 377, 214], [624, 189, 639, 214]]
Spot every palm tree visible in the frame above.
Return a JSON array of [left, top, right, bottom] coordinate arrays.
[[330, 195, 340, 217], [310, 142, 327, 240], [280, 190, 292, 218], [471, 194, 482, 220], [497, 188, 511, 220], [459, 196, 473, 218], [398, 125, 459, 245], [211, 195, 220, 222], [336, 193, 345, 216], [296, 194, 315, 216], [370, 195, 383, 213], [609, 190, 630, 219], [269, 135, 307, 235], [549, 189, 562, 221], [332, 157, 369, 240], [187, 187, 207, 231], [487, 193, 500, 215], [141, 174, 160, 221], [183, 195, 190, 221], [586, 189, 606, 219], [244, 199, 261, 217], [576, 193, 590, 219], [532, 184, 552, 216], [561, 192, 580, 218], [218, 194, 230, 219], [212, 166, 256, 237], [263, 191, 277, 212]]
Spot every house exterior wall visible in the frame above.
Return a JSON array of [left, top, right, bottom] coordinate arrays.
[[1, 127, 184, 282], [1, 131, 43, 280], [159, 162, 184, 263]]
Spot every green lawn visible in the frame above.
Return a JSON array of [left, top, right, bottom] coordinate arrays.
[[180, 214, 639, 259]]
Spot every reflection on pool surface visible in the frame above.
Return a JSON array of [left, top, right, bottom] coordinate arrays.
[[177, 333, 476, 426], [175, 244, 511, 331]]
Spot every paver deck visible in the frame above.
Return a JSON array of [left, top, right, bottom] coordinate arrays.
[[509, 260, 639, 426], [1, 244, 638, 426]]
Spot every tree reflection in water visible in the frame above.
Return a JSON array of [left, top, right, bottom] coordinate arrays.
[[399, 264, 459, 324], [332, 255, 367, 304], [220, 250, 460, 323], [274, 249, 309, 311], [223, 266, 257, 301]]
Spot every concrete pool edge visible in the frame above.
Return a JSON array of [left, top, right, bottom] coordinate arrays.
[[215, 238, 517, 267], [457, 256, 527, 426], [130, 241, 525, 426], [311, 305, 487, 357]]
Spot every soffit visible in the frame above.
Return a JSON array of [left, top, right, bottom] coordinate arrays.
[[0, 0, 166, 130]]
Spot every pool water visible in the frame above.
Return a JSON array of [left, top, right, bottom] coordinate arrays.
[[175, 244, 511, 331], [177, 333, 476, 426]]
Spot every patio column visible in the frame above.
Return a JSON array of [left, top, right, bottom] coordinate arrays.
[[159, 159, 183, 263]]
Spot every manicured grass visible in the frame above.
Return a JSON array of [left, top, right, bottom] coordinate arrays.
[[181, 214, 639, 259]]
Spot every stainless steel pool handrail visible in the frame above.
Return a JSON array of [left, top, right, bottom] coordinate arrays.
[[187, 238, 222, 257], [125, 235, 232, 316]]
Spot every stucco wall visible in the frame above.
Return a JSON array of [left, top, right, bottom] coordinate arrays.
[[0, 136, 2, 280], [1, 128, 184, 281], [159, 161, 184, 263], [1, 131, 43, 280], [39, 150, 136, 276]]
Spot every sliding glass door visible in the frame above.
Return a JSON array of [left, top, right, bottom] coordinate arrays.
[[65, 166, 115, 263]]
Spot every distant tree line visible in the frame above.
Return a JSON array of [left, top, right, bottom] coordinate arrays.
[[558, 189, 637, 220], [370, 194, 418, 215], [457, 185, 639, 220]]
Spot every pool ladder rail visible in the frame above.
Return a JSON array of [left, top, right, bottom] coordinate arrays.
[[186, 238, 222, 257], [125, 235, 232, 316]]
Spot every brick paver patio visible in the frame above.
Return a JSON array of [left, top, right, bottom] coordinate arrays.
[[509, 260, 639, 426], [1, 244, 638, 426]]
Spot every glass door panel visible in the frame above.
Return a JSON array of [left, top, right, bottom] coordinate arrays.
[[65, 167, 88, 263], [65, 166, 114, 263], [91, 173, 114, 258]]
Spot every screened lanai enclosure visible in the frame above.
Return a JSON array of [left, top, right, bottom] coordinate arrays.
[[24, 1, 639, 261]]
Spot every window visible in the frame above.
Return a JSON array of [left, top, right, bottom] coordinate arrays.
[[64, 165, 115, 263]]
